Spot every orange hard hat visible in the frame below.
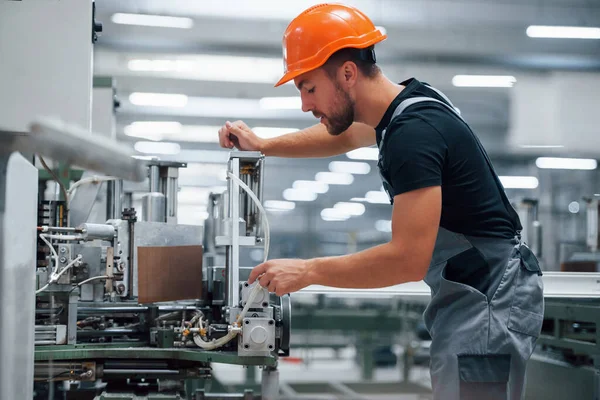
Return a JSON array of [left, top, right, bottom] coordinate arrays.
[[274, 3, 387, 87]]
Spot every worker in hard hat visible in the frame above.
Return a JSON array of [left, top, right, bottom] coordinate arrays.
[[218, 4, 543, 400]]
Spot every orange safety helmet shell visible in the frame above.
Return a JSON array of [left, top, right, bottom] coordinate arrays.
[[275, 3, 387, 87]]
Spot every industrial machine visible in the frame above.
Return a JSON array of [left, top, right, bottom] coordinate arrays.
[[32, 148, 290, 400]]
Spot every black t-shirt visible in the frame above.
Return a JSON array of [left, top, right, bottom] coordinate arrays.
[[376, 78, 521, 239]]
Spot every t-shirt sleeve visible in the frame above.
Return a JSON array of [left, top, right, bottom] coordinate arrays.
[[382, 118, 447, 196]]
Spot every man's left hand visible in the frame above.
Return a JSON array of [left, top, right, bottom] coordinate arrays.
[[248, 258, 311, 296]]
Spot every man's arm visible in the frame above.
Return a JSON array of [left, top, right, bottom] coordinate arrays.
[[248, 186, 441, 295], [218, 120, 375, 158]]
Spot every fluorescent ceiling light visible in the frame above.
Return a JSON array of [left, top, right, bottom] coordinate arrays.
[[535, 157, 597, 170], [128, 59, 195, 72], [179, 163, 227, 181], [124, 123, 221, 143], [526, 25, 600, 39], [350, 197, 368, 202], [129, 93, 188, 107], [452, 75, 516, 88], [131, 155, 157, 161], [346, 147, 379, 161], [321, 208, 350, 222], [365, 190, 389, 204], [499, 176, 539, 189], [259, 97, 301, 110], [375, 220, 392, 233], [111, 13, 194, 29], [293, 180, 329, 194], [315, 172, 354, 185], [125, 55, 288, 84], [334, 202, 365, 216], [134, 141, 181, 155], [329, 161, 371, 175], [253, 127, 298, 139], [124, 121, 182, 141], [265, 200, 295, 211], [283, 189, 317, 202]]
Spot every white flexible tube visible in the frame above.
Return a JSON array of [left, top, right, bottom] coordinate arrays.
[[36, 283, 50, 295], [41, 234, 83, 241], [51, 255, 83, 281], [226, 172, 270, 263], [68, 176, 118, 197], [39, 234, 59, 274]]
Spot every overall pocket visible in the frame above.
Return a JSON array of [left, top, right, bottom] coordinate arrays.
[[507, 245, 544, 338]]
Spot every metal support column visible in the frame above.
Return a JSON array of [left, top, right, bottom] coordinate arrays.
[[67, 291, 79, 344], [261, 366, 279, 400], [227, 157, 240, 308]]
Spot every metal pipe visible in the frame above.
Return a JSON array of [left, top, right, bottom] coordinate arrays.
[[102, 369, 180, 375], [142, 193, 166, 222], [149, 165, 160, 193], [106, 179, 123, 220], [77, 328, 140, 337], [256, 158, 265, 238], [78, 223, 116, 241], [3, 119, 147, 182]]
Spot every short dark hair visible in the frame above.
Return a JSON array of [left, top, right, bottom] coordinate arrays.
[[323, 46, 381, 79]]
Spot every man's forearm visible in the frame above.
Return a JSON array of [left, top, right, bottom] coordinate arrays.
[[260, 122, 374, 158], [305, 243, 427, 289]]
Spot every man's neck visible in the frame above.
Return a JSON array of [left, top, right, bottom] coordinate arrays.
[[354, 75, 404, 128]]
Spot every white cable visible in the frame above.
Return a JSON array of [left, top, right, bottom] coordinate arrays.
[[236, 284, 264, 325], [42, 234, 83, 241], [226, 172, 270, 263], [68, 176, 118, 197], [36, 283, 50, 295], [76, 275, 108, 287], [50, 255, 83, 282], [39, 234, 59, 275]]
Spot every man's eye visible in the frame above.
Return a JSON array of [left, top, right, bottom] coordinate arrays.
[[307, 87, 315, 94]]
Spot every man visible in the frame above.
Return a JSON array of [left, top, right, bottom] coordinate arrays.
[[218, 3, 543, 400]]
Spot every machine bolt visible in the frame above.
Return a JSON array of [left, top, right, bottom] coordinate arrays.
[[59, 257, 67, 263], [117, 284, 125, 294], [262, 302, 268, 308], [244, 344, 249, 349], [268, 345, 274, 350], [268, 320, 274, 325], [245, 320, 250, 325], [60, 247, 66, 254], [116, 262, 125, 272]]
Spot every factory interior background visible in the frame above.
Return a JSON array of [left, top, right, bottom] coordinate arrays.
[[1, 0, 600, 399]]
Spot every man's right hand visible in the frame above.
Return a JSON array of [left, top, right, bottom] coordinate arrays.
[[218, 120, 265, 151]]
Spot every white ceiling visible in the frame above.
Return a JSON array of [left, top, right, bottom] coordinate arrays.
[[92, 0, 600, 237]]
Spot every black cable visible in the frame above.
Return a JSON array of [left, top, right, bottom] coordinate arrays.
[[46, 370, 79, 382]]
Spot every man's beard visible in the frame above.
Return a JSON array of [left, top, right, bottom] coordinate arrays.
[[325, 83, 355, 136]]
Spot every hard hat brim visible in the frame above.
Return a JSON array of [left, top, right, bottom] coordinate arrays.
[[274, 34, 387, 88]]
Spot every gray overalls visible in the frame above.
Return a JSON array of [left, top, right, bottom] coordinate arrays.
[[378, 87, 545, 400]]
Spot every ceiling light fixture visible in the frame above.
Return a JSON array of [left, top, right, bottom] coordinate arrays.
[[315, 172, 354, 185], [452, 75, 517, 88], [111, 13, 194, 29], [535, 157, 597, 170], [346, 147, 379, 161], [499, 176, 539, 189], [329, 161, 371, 175], [129, 93, 188, 108], [526, 25, 600, 39]]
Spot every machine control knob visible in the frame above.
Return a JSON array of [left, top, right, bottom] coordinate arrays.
[[250, 326, 268, 345]]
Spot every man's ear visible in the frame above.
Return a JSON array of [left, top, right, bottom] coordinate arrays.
[[341, 61, 358, 87]]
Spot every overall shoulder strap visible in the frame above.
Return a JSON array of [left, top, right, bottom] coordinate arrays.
[[380, 87, 523, 234]]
